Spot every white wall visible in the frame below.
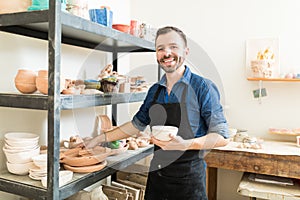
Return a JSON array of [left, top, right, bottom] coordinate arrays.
[[130, 0, 300, 199], [1, 0, 300, 199]]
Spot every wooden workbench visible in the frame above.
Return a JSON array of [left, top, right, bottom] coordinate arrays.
[[204, 141, 300, 200]]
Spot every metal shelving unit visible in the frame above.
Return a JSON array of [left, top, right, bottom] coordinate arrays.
[[0, 2, 155, 199], [0, 92, 147, 110]]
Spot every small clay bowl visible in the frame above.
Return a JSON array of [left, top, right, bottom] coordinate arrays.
[[112, 24, 130, 33], [14, 69, 37, 94]]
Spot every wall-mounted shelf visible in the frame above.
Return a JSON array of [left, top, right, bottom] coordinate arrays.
[[269, 131, 300, 136], [247, 77, 300, 103], [269, 128, 300, 136], [247, 77, 300, 82]]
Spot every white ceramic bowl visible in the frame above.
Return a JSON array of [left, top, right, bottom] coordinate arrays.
[[3, 146, 40, 164], [4, 143, 38, 151], [5, 132, 39, 147], [32, 154, 47, 169], [5, 132, 39, 141], [6, 161, 35, 175], [3, 145, 39, 154], [5, 139, 39, 148], [41, 170, 73, 188], [152, 126, 178, 141]]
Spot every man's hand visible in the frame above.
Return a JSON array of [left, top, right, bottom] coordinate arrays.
[[151, 135, 193, 151], [151, 133, 229, 150]]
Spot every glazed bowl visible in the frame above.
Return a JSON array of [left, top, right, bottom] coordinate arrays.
[[151, 125, 178, 141], [6, 161, 35, 175], [100, 79, 118, 93], [112, 24, 130, 33], [84, 79, 101, 90]]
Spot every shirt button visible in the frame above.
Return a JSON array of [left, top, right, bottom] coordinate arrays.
[[158, 164, 161, 169]]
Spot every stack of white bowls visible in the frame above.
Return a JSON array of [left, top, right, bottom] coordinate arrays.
[[3, 132, 40, 175], [29, 154, 47, 180]]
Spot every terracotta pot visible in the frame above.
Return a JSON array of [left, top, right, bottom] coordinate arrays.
[[112, 24, 130, 33], [14, 69, 37, 94], [36, 70, 48, 94]]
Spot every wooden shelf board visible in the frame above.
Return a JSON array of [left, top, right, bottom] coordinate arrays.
[[268, 131, 300, 136], [247, 77, 300, 82]]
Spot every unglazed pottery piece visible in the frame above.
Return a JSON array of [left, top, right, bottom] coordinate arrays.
[[151, 125, 178, 141], [4, 146, 40, 164], [63, 160, 107, 173], [14, 69, 37, 94], [41, 170, 73, 187], [6, 161, 35, 175], [36, 70, 48, 94], [60, 145, 128, 167]]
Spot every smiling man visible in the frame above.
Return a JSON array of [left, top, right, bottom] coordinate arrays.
[[86, 26, 229, 200]]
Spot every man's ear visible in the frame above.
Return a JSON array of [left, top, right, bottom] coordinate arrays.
[[185, 47, 190, 56]]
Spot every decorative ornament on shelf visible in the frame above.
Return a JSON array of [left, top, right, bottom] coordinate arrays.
[[250, 47, 275, 78], [246, 38, 280, 78]]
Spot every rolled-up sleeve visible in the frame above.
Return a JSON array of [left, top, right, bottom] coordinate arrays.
[[200, 79, 229, 139], [131, 84, 159, 131]]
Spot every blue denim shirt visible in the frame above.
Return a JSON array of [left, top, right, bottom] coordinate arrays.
[[132, 66, 228, 139]]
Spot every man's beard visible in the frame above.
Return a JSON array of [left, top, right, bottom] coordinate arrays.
[[158, 56, 183, 73]]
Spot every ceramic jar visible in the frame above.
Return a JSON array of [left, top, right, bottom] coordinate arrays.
[[36, 70, 48, 95], [14, 69, 37, 94]]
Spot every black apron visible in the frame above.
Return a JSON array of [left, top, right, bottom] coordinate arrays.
[[145, 85, 208, 200]]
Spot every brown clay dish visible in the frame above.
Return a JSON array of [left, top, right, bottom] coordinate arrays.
[[60, 145, 128, 167], [63, 160, 107, 173]]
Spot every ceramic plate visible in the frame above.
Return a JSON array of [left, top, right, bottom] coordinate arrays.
[[63, 160, 107, 173]]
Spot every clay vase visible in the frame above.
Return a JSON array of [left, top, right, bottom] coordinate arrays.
[[14, 69, 37, 94], [36, 70, 48, 95]]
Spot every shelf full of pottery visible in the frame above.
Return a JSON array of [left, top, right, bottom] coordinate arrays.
[[0, 0, 156, 42], [0, 2, 156, 199], [1, 130, 153, 197], [2, 132, 73, 188], [0, 64, 152, 110]]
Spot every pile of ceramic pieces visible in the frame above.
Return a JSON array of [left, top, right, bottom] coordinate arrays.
[[29, 154, 47, 180], [3, 132, 40, 175], [41, 170, 73, 188]]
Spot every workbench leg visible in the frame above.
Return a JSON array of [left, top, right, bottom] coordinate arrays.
[[206, 167, 217, 200]]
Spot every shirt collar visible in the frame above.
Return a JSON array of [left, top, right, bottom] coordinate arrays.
[[158, 65, 191, 87]]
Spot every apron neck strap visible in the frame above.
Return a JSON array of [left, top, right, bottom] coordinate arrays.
[[152, 84, 188, 104]]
